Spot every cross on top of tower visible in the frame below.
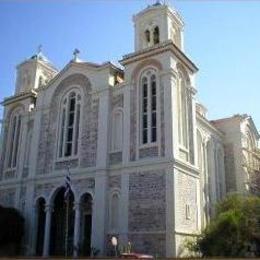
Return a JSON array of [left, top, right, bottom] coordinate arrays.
[[73, 48, 80, 61], [37, 44, 43, 55]]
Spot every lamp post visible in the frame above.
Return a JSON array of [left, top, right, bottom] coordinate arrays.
[[111, 236, 118, 257]]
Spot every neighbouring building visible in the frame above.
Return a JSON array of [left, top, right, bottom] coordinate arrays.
[[0, 2, 259, 257]]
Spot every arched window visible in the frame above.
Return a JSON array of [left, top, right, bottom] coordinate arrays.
[[58, 89, 81, 158], [111, 109, 123, 152], [140, 69, 158, 145], [7, 108, 22, 169], [110, 192, 120, 231], [153, 26, 160, 44], [145, 29, 151, 45]]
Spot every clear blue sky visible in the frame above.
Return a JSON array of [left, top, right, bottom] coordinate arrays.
[[0, 0, 260, 130]]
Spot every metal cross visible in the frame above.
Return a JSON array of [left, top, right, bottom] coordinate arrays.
[[73, 48, 80, 60]]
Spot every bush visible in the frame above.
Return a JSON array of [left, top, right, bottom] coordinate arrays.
[[189, 194, 260, 257]]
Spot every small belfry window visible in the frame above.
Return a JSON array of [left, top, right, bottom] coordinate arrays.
[[153, 26, 160, 44], [7, 109, 22, 169], [58, 89, 81, 158], [145, 29, 151, 44], [140, 69, 158, 145]]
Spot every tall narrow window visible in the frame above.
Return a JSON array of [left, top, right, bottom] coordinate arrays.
[[141, 70, 158, 145], [142, 77, 148, 144], [58, 89, 81, 158], [151, 74, 157, 142], [7, 110, 22, 169], [145, 29, 151, 44], [153, 26, 160, 44]]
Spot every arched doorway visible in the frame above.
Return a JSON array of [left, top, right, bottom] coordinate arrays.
[[80, 193, 93, 256], [35, 197, 46, 256], [49, 187, 75, 256]]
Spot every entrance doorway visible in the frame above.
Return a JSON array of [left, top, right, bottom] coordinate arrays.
[[49, 187, 75, 256], [80, 193, 93, 256], [35, 197, 46, 256]]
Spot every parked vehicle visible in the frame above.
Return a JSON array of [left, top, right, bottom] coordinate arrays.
[[120, 253, 153, 259]]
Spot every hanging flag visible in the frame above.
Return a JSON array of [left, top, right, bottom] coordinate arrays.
[[64, 172, 71, 200]]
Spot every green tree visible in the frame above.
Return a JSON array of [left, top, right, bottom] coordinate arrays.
[[0, 205, 24, 255], [190, 194, 260, 257]]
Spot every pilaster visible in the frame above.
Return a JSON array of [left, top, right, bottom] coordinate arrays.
[[29, 93, 44, 178], [122, 86, 131, 165], [161, 70, 178, 160], [96, 88, 110, 169], [92, 171, 107, 254], [119, 172, 129, 244]]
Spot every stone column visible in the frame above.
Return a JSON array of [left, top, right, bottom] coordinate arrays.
[[161, 70, 178, 160], [43, 204, 53, 257], [122, 85, 131, 164], [73, 202, 81, 257]]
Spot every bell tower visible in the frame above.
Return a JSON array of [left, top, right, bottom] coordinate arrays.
[[133, 1, 184, 52], [15, 47, 58, 94]]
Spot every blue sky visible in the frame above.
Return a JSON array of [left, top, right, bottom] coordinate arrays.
[[0, 0, 260, 130]]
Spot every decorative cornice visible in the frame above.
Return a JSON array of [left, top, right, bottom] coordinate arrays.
[[1, 90, 37, 106], [120, 40, 198, 74]]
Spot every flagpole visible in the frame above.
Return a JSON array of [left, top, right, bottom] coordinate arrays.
[[65, 192, 70, 257], [64, 166, 71, 258]]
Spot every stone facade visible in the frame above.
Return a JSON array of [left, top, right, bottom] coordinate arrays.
[[0, 2, 259, 258]]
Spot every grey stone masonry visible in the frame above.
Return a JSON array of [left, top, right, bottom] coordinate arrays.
[[109, 152, 122, 165], [128, 233, 165, 257], [139, 146, 158, 159], [129, 170, 166, 232]]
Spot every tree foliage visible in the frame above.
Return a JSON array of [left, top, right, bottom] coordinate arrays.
[[191, 194, 260, 257], [0, 205, 24, 247]]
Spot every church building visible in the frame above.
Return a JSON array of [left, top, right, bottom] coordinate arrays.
[[0, 2, 259, 257]]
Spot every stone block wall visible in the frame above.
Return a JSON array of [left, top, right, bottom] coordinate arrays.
[[128, 169, 166, 256], [175, 170, 198, 233]]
